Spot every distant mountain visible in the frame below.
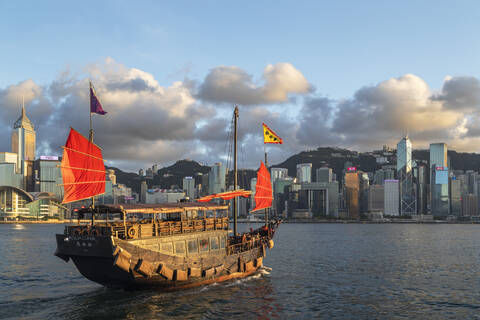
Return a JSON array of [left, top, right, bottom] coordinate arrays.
[[272, 147, 378, 183], [111, 148, 480, 193]]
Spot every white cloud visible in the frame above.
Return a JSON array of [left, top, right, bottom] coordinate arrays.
[[196, 63, 310, 105], [2, 60, 480, 172]]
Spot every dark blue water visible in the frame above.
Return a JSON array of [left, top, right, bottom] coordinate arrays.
[[1, 223, 480, 319]]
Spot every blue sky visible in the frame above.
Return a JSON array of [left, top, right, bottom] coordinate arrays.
[[1, 1, 480, 170], [2, 1, 479, 96]]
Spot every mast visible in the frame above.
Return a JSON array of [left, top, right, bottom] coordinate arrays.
[[233, 105, 239, 235], [264, 150, 268, 227]]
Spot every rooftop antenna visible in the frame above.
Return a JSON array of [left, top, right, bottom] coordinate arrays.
[[22, 95, 25, 117]]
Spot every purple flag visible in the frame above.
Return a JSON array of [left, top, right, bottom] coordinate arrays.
[[90, 84, 107, 115]]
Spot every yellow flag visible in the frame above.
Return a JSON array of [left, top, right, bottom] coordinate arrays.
[[263, 123, 283, 144]]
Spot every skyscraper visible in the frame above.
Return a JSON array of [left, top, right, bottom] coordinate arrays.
[[183, 176, 195, 199], [11, 102, 36, 174], [430, 143, 449, 217], [429, 143, 447, 179], [296, 163, 312, 183], [208, 162, 226, 195], [384, 180, 400, 216], [397, 136, 416, 215], [344, 172, 360, 219]]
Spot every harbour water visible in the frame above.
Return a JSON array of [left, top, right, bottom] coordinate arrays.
[[1, 223, 480, 319]]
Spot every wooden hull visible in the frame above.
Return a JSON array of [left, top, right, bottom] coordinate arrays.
[[55, 233, 266, 290]]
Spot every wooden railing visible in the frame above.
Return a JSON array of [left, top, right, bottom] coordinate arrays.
[[67, 217, 229, 239], [227, 237, 264, 255]]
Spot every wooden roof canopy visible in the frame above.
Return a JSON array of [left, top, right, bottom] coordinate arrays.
[[103, 202, 229, 214]]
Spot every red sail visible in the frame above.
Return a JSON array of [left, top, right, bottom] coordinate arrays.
[[61, 128, 106, 203], [252, 161, 272, 212]]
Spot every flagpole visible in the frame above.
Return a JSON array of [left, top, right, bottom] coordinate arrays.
[[88, 81, 95, 215], [89, 81, 94, 143]]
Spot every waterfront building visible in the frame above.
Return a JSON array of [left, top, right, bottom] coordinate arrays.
[[429, 143, 447, 181], [0, 153, 23, 189], [270, 168, 289, 182], [152, 164, 158, 175], [273, 177, 293, 214], [430, 143, 449, 217], [140, 181, 147, 203], [274, 177, 294, 196], [414, 164, 428, 215], [0, 152, 18, 166], [285, 183, 302, 217], [0, 186, 67, 220], [316, 167, 333, 183], [368, 185, 384, 212], [11, 102, 36, 174], [182, 176, 195, 199], [296, 163, 312, 183], [462, 194, 478, 216], [450, 177, 462, 216], [250, 178, 257, 209], [208, 162, 226, 195], [0, 185, 31, 219], [112, 184, 133, 204], [344, 172, 360, 219], [359, 172, 369, 213], [33, 157, 62, 199], [431, 166, 450, 218], [384, 180, 399, 216], [397, 137, 416, 215], [466, 170, 478, 194], [138, 168, 144, 177], [98, 180, 114, 204], [300, 181, 339, 217], [373, 170, 384, 185], [373, 168, 395, 185], [145, 189, 185, 204]]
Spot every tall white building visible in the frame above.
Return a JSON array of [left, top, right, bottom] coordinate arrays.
[[270, 168, 288, 182], [384, 180, 399, 216], [397, 136, 416, 215], [296, 163, 312, 183]]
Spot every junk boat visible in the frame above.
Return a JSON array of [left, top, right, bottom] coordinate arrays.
[[55, 98, 281, 290]]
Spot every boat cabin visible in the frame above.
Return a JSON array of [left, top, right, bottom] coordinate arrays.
[[65, 203, 230, 242]]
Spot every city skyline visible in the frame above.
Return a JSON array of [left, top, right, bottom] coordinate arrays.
[[2, 2, 480, 172]]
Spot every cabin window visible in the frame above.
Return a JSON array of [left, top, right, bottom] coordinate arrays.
[[206, 210, 215, 218], [210, 237, 219, 250], [199, 238, 209, 252], [187, 239, 198, 254], [160, 242, 173, 254], [186, 210, 198, 220], [220, 236, 226, 249], [174, 241, 186, 255]]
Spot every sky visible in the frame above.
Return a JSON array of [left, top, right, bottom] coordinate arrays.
[[1, 1, 480, 172]]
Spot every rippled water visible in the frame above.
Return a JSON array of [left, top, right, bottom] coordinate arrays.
[[1, 223, 480, 319]]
